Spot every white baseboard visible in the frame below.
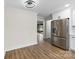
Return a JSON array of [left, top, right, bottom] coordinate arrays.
[[5, 42, 37, 52]]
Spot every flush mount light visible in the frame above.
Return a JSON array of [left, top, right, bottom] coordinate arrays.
[[65, 4, 70, 7], [24, 0, 37, 8]]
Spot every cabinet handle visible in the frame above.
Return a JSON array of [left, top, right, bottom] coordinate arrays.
[[72, 37, 75, 38]]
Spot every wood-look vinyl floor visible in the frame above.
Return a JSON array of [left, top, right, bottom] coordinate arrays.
[[5, 42, 75, 59]]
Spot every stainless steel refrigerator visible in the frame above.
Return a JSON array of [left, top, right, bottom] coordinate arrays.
[[51, 18, 69, 50]]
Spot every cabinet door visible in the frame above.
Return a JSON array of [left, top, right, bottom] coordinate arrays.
[[51, 20, 66, 37], [52, 36, 66, 49], [51, 21, 57, 35], [59, 20, 66, 37], [52, 36, 59, 45], [58, 37, 66, 49]]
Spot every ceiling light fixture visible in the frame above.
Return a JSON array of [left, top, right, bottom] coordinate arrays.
[[65, 4, 70, 7], [24, 0, 37, 8]]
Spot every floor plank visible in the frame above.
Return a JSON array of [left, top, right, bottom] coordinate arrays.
[[5, 42, 75, 59]]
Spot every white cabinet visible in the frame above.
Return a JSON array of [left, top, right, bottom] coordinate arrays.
[[37, 33, 43, 42], [46, 20, 51, 39]]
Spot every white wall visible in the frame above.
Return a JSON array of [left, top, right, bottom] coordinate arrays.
[[52, 7, 75, 50], [53, 8, 71, 20], [45, 14, 52, 39], [5, 7, 37, 51], [37, 16, 44, 21]]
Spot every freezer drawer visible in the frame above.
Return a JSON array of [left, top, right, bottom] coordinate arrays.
[[52, 37, 67, 50]]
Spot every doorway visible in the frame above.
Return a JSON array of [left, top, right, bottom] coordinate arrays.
[[37, 21, 44, 43]]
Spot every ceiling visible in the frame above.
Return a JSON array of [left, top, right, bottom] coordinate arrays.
[[5, 0, 74, 17]]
